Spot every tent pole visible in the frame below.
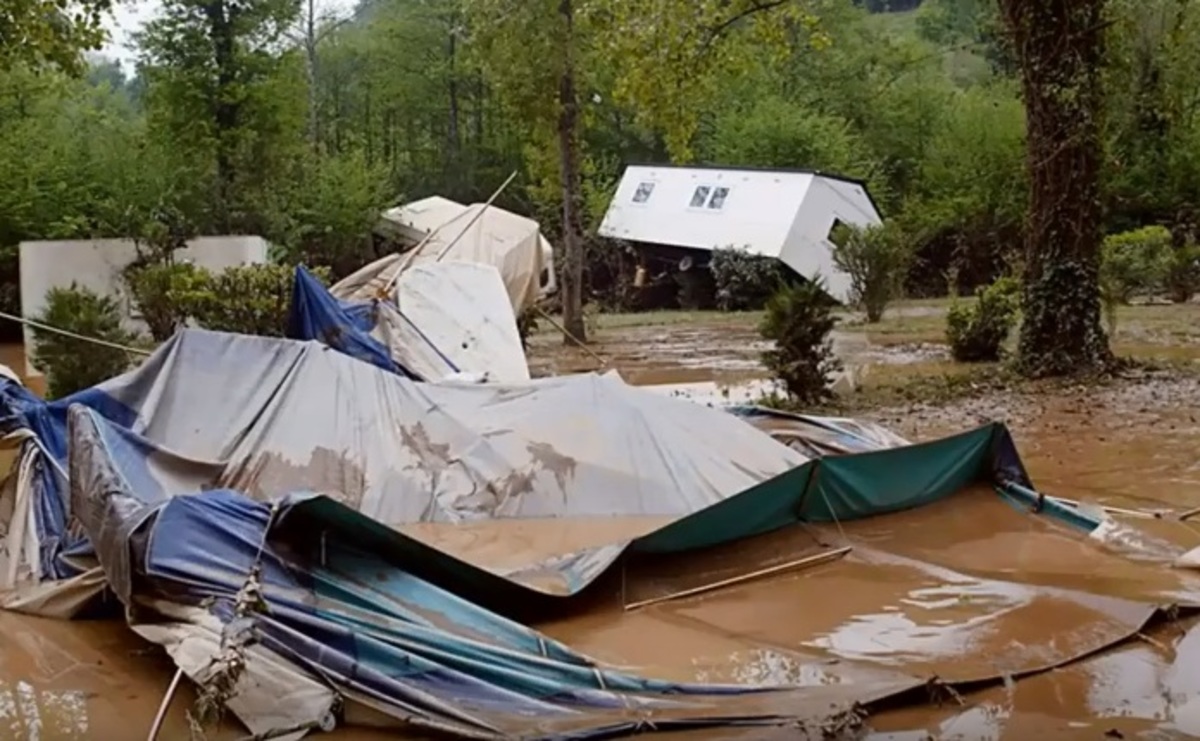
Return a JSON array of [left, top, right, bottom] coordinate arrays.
[[146, 667, 184, 741], [380, 170, 519, 298], [535, 306, 606, 366], [623, 546, 852, 611], [432, 170, 519, 263]]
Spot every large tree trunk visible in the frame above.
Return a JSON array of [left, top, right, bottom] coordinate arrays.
[[1000, 0, 1112, 377], [204, 0, 239, 232], [556, 0, 586, 343]]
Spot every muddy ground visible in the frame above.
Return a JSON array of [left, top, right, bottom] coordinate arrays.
[[4, 299, 1200, 739]]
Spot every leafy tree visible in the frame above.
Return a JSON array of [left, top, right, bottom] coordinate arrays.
[[467, 0, 826, 343], [830, 222, 913, 322], [136, 0, 306, 233], [125, 262, 211, 341], [0, 0, 113, 74], [904, 84, 1026, 293], [998, 0, 1112, 377], [705, 98, 866, 176], [263, 150, 390, 278]]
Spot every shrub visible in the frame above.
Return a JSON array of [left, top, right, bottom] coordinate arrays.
[[830, 222, 913, 323], [189, 264, 332, 337], [31, 284, 139, 399], [759, 279, 842, 405], [1166, 242, 1200, 304], [124, 261, 211, 341], [710, 246, 786, 311], [945, 275, 1021, 362], [125, 262, 334, 339], [1099, 226, 1171, 305]]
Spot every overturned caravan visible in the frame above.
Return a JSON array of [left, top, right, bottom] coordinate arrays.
[[5, 331, 1200, 738]]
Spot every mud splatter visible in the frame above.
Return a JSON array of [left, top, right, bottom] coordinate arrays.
[[222, 446, 368, 508], [527, 442, 577, 496]]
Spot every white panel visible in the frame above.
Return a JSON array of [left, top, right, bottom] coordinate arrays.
[[598, 166, 812, 259], [779, 177, 883, 305]]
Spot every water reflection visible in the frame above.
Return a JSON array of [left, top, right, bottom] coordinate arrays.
[[694, 649, 849, 687], [0, 680, 89, 740]]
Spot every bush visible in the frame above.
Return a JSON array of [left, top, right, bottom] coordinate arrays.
[[945, 275, 1021, 362], [1166, 242, 1200, 304], [124, 261, 211, 341], [830, 222, 913, 323], [189, 264, 332, 337], [710, 246, 787, 311], [31, 284, 139, 399], [125, 262, 334, 339], [759, 279, 842, 405], [1099, 226, 1171, 305]]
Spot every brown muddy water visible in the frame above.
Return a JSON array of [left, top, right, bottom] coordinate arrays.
[[5, 333, 1200, 737]]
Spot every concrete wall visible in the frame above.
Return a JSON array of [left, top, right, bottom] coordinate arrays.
[[18, 236, 270, 376]]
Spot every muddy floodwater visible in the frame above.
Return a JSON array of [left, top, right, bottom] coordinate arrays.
[[6, 319, 1200, 738]]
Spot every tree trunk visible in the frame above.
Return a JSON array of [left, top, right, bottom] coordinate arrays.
[[1000, 0, 1112, 377], [557, 0, 586, 343], [204, 0, 239, 232], [304, 0, 319, 151], [447, 23, 461, 168]]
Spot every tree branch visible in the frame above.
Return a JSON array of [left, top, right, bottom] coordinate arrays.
[[706, 0, 789, 44]]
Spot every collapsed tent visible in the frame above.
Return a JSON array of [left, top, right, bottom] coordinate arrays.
[[71, 405, 907, 739], [353, 196, 553, 312], [0, 329, 804, 608], [7, 326, 1200, 738], [58, 385, 1200, 739], [288, 264, 530, 383]]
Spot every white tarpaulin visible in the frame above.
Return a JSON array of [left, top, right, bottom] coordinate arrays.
[[348, 262, 530, 384], [393, 261, 530, 384], [346, 197, 553, 312], [0, 329, 803, 604]]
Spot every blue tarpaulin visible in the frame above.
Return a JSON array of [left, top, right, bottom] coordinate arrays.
[[70, 405, 892, 739], [285, 265, 413, 377]]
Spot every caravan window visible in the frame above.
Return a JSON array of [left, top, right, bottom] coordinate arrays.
[[707, 186, 729, 210], [828, 218, 851, 247], [632, 182, 655, 203], [689, 185, 711, 208]]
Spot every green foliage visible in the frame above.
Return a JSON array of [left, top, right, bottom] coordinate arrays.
[[188, 264, 332, 337], [124, 261, 211, 341], [945, 276, 1021, 362], [265, 151, 391, 278], [126, 262, 334, 339], [0, 0, 113, 75], [830, 222, 913, 322], [31, 284, 137, 399], [759, 280, 842, 405], [1166, 243, 1200, 304], [709, 247, 786, 312], [1099, 226, 1172, 305], [136, 0, 306, 233], [3, 0, 1200, 347], [706, 99, 867, 176]]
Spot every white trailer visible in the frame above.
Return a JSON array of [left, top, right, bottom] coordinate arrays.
[[597, 165, 883, 303]]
